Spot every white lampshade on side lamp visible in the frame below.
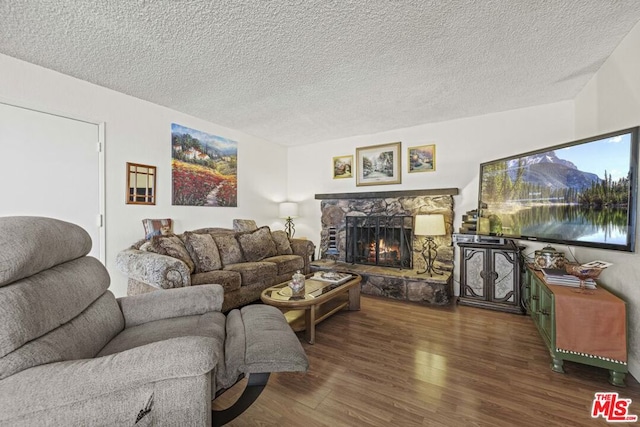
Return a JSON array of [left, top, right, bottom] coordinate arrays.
[[279, 202, 299, 238], [414, 214, 446, 276]]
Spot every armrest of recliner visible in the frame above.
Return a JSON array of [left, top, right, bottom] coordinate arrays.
[[0, 336, 216, 424], [116, 248, 191, 290], [118, 284, 224, 328]]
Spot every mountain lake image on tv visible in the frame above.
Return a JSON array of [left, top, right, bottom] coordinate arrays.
[[478, 127, 639, 252]]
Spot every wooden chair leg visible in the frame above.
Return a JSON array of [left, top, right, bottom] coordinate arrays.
[[212, 372, 270, 427]]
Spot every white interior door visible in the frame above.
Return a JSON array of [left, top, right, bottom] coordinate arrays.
[[0, 102, 103, 260]]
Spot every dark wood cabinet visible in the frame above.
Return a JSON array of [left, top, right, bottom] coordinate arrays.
[[458, 241, 523, 313]]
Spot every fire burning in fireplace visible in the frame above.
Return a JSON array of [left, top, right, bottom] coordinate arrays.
[[367, 239, 400, 263]]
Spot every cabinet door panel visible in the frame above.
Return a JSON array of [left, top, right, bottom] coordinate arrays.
[[530, 277, 540, 323], [492, 250, 516, 302], [538, 284, 553, 347], [463, 248, 485, 298]]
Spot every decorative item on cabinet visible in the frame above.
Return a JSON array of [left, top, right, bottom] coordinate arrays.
[[533, 245, 565, 270], [458, 240, 524, 314], [458, 209, 478, 234]]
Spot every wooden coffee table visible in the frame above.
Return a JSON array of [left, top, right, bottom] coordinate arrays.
[[260, 273, 361, 344]]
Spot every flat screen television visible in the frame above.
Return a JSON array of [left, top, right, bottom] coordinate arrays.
[[478, 127, 639, 252]]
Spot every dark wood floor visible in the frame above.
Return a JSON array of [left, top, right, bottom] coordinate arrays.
[[213, 295, 640, 426]]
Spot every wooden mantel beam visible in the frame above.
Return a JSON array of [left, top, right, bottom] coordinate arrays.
[[314, 188, 459, 200]]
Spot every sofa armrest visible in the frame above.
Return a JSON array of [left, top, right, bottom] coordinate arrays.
[[290, 239, 316, 273], [118, 284, 224, 328], [116, 248, 191, 290], [0, 336, 216, 424]]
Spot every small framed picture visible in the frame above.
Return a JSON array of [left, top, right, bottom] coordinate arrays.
[[356, 142, 401, 186], [408, 144, 435, 173], [332, 155, 353, 179]]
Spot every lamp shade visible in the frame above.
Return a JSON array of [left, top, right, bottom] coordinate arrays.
[[279, 202, 299, 219], [414, 214, 446, 236]]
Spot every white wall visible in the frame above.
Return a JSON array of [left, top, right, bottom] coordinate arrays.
[[288, 101, 575, 268], [574, 19, 640, 380], [0, 54, 289, 297]]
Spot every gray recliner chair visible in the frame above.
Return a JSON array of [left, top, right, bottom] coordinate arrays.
[[0, 217, 308, 426]]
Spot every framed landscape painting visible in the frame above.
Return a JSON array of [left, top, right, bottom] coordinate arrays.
[[408, 144, 435, 173], [356, 142, 401, 186], [171, 123, 238, 207], [333, 155, 353, 179]]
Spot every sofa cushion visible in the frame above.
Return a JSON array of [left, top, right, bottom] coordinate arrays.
[[236, 226, 277, 262], [270, 230, 293, 255], [191, 227, 234, 235], [224, 262, 277, 286], [262, 255, 304, 276], [181, 232, 222, 273], [191, 270, 242, 293], [146, 235, 195, 273], [233, 219, 258, 232], [212, 234, 244, 266]]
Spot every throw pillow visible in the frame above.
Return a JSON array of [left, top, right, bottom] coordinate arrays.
[[181, 232, 222, 273], [271, 230, 293, 255], [147, 235, 195, 273], [142, 218, 173, 240], [233, 219, 258, 232], [236, 226, 278, 262], [212, 233, 245, 266]]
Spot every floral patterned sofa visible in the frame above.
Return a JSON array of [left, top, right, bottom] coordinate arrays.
[[116, 226, 315, 311]]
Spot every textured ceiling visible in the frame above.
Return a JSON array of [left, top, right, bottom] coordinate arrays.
[[2, 1, 640, 146]]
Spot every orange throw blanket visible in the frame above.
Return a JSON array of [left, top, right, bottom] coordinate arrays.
[[551, 284, 627, 364]]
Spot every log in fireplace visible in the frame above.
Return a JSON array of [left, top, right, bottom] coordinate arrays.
[[345, 215, 413, 269]]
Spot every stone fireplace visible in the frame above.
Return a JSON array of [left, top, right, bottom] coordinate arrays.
[[313, 189, 458, 305]]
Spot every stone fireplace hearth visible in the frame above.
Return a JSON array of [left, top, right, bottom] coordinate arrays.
[[313, 189, 458, 305]]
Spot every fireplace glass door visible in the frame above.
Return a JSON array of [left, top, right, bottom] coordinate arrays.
[[345, 215, 413, 269]]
